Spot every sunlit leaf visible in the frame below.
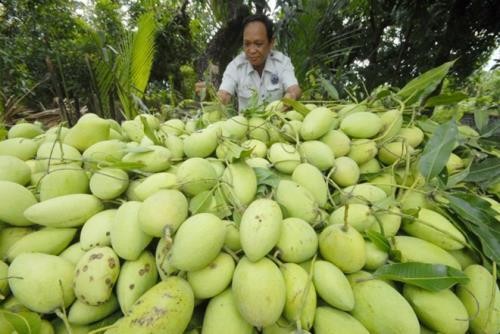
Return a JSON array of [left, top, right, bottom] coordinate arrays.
[[425, 92, 467, 107], [373, 262, 469, 291]]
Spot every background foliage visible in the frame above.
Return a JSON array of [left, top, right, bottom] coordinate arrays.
[[0, 0, 498, 122]]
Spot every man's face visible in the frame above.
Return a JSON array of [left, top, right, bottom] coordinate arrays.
[[243, 21, 274, 69]]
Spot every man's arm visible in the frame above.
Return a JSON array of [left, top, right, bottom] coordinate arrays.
[[217, 90, 232, 105], [283, 84, 302, 101]]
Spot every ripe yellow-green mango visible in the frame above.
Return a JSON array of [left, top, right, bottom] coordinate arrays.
[[38, 168, 90, 201], [403, 285, 468, 334], [116, 251, 158, 314], [262, 318, 295, 334], [313, 260, 354, 311], [221, 162, 257, 206], [82, 139, 127, 170], [449, 248, 480, 269], [36, 142, 82, 168], [6, 227, 77, 262], [248, 117, 270, 144], [242, 139, 267, 158], [376, 109, 403, 143], [276, 217, 318, 263], [341, 112, 383, 139], [378, 141, 413, 165], [0, 155, 31, 185], [177, 158, 217, 196], [8, 253, 75, 313], [232, 256, 286, 328], [222, 115, 248, 139], [89, 168, 129, 200], [0, 180, 37, 226], [135, 114, 160, 130], [187, 252, 235, 299], [446, 153, 464, 174], [80, 209, 116, 250], [74, 246, 120, 306], [138, 189, 188, 237], [39, 319, 55, 334], [298, 140, 335, 171], [107, 277, 194, 334], [337, 103, 367, 117], [24, 194, 103, 228], [0, 137, 39, 160], [0, 260, 9, 299], [59, 242, 86, 265], [300, 106, 336, 140], [319, 224, 366, 273], [370, 206, 401, 237], [392, 236, 461, 269], [275, 180, 321, 225], [0, 227, 34, 259], [398, 126, 424, 147], [224, 220, 241, 252], [364, 241, 388, 270], [68, 294, 119, 325], [161, 119, 185, 136], [111, 201, 152, 260], [329, 204, 376, 232], [170, 213, 226, 271], [268, 142, 301, 174], [330, 156, 360, 187], [457, 265, 499, 334], [183, 128, 218, 158], [43, 126, 69, 143], [402, 208, 466, 250], [8, 122, 44, 139], [64, 113, 110, 151], [245, 157, 271, 169], [348, 139, 378, 165], [342, 183, 387, 205], [314, 306, 369, 334], [320, 129, 351, 157], [350, 279, 420, 334], [292, 163, 328, 207], [122, 145, 171, 173], [134, 172, 178, 200], [359, 158, 381, 173], [281, 263, 316, 329], [240, 198, 283, 261], [162, 134, 184, 160], [369, 172, 397, 196], [121, 119, 144, 142], [202, 288, 254, 334], [281, 120, 302, 142]]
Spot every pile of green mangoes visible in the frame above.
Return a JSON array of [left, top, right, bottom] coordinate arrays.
[[0, 100, 498, 334]]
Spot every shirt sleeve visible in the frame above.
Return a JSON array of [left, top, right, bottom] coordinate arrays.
[[281, 56, 299, 90], [219, 61, 238, 95]]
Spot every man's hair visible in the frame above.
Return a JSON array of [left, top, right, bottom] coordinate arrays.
[[242, 14, 274, 41]]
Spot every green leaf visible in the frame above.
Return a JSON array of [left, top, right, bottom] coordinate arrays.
[[189, 190, 213, 215], [281, 98, 310, 116], [139, 115, 161, 145], [444, 192, 500, 262], [397, 60, 456, 105], [1, 310, 42, 334], [365, 230, 391, 252], [424, 92, 467, 107], [474, 108, 490, 131], [480, 120, 500, 138], [418, 120, 458, 182], [373, 262, 469, 291], [253, 167, 281, 188], [318, 77, 339, 99], [464, 158, 500, 182]]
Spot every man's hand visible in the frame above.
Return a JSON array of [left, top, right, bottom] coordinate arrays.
[[283, 84, 302, 101]]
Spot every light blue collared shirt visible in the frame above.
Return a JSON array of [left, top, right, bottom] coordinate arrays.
[[219, 51, 298, 112]]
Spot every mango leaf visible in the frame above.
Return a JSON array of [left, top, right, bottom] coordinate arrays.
[[444, 192, 500, 263], [220, 140, 252, 162], [189, 190, 213, 214], [464, 157, 500, 182], [281, 98, 310, 116], [254, 167, 280, 188], [139, 115, 161, 145], [479, 118, 500, 137], [365, 230, 391, 252], [1, 310, 42, 334], [373, 262, 469, 291], [418, 120, 458, 182], [424, 92, 467, 107], [446, 165, 470, 187], [397, 60, 456, 105], [319, 77, 339, 100], [474, 108, 489, 131], [417, 119, 439, 134]]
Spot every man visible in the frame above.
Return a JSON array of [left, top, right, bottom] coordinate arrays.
[[196, 14, 301, 112]]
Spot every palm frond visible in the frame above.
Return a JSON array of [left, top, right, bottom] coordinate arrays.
[[131, 12, 157, 96]]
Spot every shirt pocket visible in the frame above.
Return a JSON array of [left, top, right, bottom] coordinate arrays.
[[265, 81, 283, 102]]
